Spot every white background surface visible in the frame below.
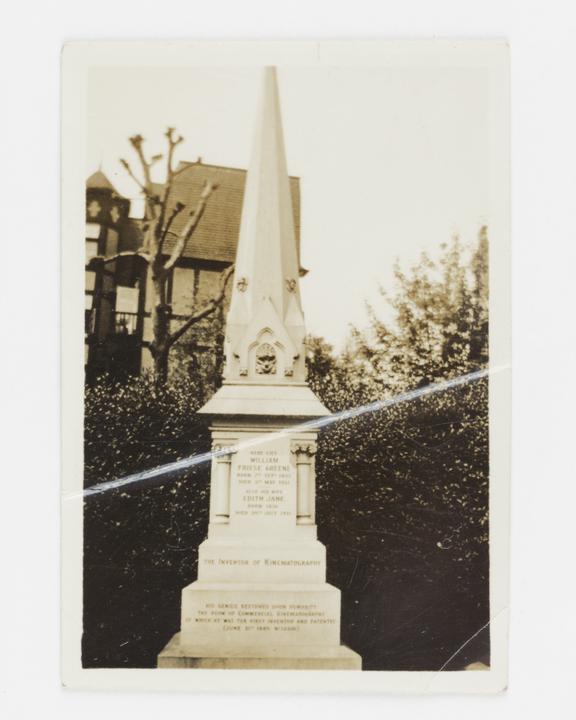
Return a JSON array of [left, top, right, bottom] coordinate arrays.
[[59, 39, 509, 695], [1, 0, 575, 717]]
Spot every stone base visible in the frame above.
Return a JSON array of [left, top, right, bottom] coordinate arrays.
[[180, 582, 342, 649], [158, 633, 362, 669]]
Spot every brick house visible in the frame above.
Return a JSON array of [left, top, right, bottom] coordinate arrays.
[[85, 161, 301, 383]]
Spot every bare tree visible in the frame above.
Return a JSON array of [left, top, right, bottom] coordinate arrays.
[[90, 129, 234, 385]]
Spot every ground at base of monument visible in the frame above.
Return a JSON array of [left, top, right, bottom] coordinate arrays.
[[158, 633, 362, 670]]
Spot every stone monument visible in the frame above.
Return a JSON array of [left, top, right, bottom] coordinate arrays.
[[158, 67, 361, 670]]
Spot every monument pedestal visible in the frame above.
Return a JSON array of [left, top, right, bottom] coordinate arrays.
[[156, 423, 361, 670], [158, 633, 361, 669], [180, 581, 341, 646]]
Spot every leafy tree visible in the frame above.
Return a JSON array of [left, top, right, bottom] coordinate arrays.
[[169, 305, 226, 403], [348, 226, 489, 396]]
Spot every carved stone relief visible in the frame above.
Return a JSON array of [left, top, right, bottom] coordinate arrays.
[[255, 342, 277, 374]]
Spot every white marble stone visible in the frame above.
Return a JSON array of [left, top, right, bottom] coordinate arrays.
[[198, 377, 330, 419], [180, 583, 342, 650], [206, 426, 321, 537], [197, 539, 326, 584], [158, 634, 362, 669]]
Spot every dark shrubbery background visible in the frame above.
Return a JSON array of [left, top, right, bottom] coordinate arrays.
[[83, 232, 489, 670], [316, 379, 489, 670]]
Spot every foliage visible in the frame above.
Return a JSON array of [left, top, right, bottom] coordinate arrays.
[[314, 376, 489, 668], [168, 308, 225, 400], [305, 335, 369, 412], [83, 374, 212, 666], [343, 227, 489, 396], [84, 373, 208, 486]]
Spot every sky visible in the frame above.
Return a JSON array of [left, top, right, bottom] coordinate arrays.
[[87, 64, 491, 349]]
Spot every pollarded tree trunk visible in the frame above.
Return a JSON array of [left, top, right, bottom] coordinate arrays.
[[149, 271, 172, 386], [151, 344, 170, 387]]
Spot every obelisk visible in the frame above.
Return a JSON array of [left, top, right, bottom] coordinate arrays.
[[158, 67, 361, 670]]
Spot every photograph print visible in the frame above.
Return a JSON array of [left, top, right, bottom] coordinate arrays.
[[63, 41, 510, 691]]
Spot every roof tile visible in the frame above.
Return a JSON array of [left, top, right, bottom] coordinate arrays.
[[158, 162, 300, 263]]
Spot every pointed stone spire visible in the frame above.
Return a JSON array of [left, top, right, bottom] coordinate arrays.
[[200, 67, 329, 419], [229, 67, 303, 325], [224, 67, 307, 384]]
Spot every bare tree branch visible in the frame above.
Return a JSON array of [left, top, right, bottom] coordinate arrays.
[[172, 161, 197, 177], [159, 201, 186, 254], [88, 249, 151, 267], [165, 127, 184, 177], [129, 135, 152, 187], [163, 181, 218, 271], [119, 158, 148, 196], [156, 128, 185, 245], [128, 135, 164, 223], [167, 264, 234, 347]]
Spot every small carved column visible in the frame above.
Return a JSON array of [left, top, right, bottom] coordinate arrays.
[[291, 443, 316, 525], [212, 445, 235, 523]]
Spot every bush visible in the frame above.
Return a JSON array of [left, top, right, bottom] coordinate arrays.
[[83, 374, 213, 667], [314, 375, 489, 669], [83, 372, 489, 670]]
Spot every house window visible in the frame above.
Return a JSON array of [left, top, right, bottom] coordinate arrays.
[[84, 294, 95, 334], [86, 270, 96, 292], [86, 240, 99, 264], [115, 286, 139, 335], [86, 223, 100, 240]]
